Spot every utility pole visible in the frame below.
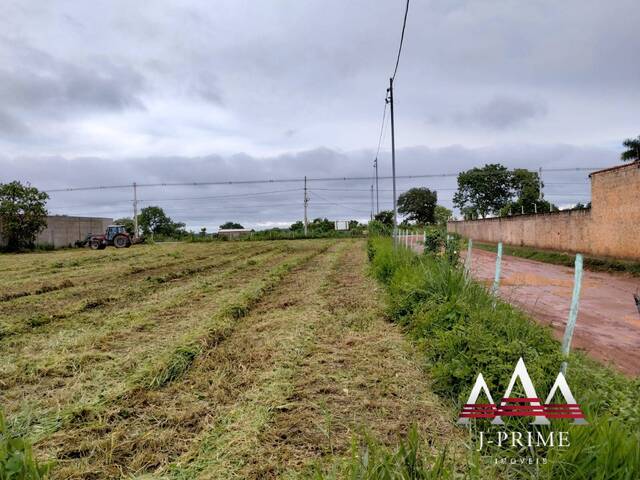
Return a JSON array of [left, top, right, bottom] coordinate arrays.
[[387, 77, 398, 247], [538, 167, 543, 201], [374, 157, 380, 213], [370, 184, 374, 220], [303, 176, 308, 236], [133, 182, 138, 237]]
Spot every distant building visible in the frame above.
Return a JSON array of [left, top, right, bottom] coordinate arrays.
[[217, 228, 252, 239], [0, 215, 113, 249], [334, 220, 349, 231]]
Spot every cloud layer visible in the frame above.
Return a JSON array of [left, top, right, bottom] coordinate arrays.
[[0, 0, 637, 228]]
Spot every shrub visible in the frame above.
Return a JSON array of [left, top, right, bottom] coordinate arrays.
[[422, 227, 444, 254], [367, 237, 640, 478]]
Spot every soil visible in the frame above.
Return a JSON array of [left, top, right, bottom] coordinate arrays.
[[467, 247, 640, 376]]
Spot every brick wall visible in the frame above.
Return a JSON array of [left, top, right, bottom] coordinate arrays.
[[447, 162, 640, 261]]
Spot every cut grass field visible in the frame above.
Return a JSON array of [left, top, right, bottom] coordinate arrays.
[[1, 239, 457, 479]]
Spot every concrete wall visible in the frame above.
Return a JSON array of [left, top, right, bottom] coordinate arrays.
[[0, 215, 113, 248], [448, 162, 640, 261]]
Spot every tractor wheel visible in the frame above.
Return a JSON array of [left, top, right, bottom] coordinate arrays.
[[89, 239, 101, 250], [113, 234, 130, 249]]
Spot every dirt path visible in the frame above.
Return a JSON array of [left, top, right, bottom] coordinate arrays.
[[467, 248, 640, 376]]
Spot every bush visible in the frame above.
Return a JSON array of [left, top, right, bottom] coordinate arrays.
[[422, 227, 444, 254], [367, 237, 640, 478]]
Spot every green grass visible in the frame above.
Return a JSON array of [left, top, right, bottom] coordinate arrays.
[[310, 427, 478, 480], [363, 237, 640, 479], [1, 410, 51, 479], [474, 241, 640, 277]]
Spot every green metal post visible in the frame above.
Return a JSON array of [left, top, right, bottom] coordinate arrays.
[[561, 254, 584, 375], [492, 242, 503, 296]]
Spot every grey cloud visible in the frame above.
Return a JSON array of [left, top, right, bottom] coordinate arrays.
[[0, 143, 614, 231], [0, 0, 636, 227], [454, 96, 547, 129], [0, 110, 29, 136], [0, 39, 145, 116]]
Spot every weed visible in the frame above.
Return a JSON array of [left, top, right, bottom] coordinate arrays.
[[0, 410, 52, 479], [310, 427, 472, 480], [367, 237, 640, 478]]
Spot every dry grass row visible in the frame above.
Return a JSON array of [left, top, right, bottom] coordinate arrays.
[[0, 242, 327, 446], [30, 241, 332, 479]]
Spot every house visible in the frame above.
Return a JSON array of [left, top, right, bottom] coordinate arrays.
[[217, 228, 252, 239]]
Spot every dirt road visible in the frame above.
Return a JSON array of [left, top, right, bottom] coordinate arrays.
[[404, 234, 640, 376], [468, 248, 640, 376]]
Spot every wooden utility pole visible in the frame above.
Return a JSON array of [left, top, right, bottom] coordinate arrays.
[[133, 182, 138, 237], [303, 176, 308, 236], [374, 157, 380, 213]]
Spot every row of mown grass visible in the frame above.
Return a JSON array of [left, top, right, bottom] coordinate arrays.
[[0, 240, 330, 478], [342, 237, 639, 479], [473, 241, 640, 277]]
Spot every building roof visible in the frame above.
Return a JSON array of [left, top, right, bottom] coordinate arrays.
[[589, 161, 639, 177], [217, 228, 251, 233]]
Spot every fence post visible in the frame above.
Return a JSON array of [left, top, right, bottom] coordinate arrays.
[[492, 242, 503, 296], [561, 254, 584, 375], [464, 238, 473, 276]]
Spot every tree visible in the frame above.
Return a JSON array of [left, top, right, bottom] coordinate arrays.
[[398, 187, 437, 224], [290, 221, 304, 232], [0, 181, 49, 251], [501, 169, 556, 215], [621, 135, 640, 162], [219, 221, 244, 229], [374, 210, 394, 227], [114, 217, 135, 235], [309, 218, 334, 233], [434, 205, 452, 227], [453, 164, 513, 218], [138, 206, 185, 237]]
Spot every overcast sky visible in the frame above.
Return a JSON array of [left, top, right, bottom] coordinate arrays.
[[1, 0, 638, 230]]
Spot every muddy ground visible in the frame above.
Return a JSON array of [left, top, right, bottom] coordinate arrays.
[[467, 248, 640, 376], [405, 234, 640, 376]]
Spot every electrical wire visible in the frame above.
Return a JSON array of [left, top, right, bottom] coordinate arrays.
[[392, 0, 410, 80], [43, 167, 604, 194]]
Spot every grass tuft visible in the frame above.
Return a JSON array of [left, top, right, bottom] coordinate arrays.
[[1, 410, 52, 479], [367, 237, 640, 478]]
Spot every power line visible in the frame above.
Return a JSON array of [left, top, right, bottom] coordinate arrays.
[[42, 167, 605, 194], [308, 190, 371, 214], [392, 0, 410, 80]]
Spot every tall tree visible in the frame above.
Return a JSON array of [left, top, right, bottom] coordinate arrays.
[[434, 205, 453, 227], [219, 221, 244, 229], [453, 164, 513, 218], [397, 187, 438, 224], [0, 181, 49, 251], [374, 210, 394, 227], [138, 206, 184, 237], [621, 135, 640, 162]]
